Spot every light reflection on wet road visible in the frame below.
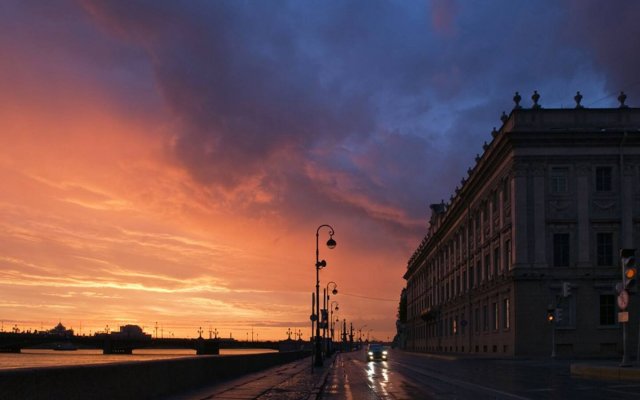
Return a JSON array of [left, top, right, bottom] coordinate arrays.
[[322, 349, 433, 399]]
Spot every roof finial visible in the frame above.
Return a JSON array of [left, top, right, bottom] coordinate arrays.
[[574, 91, 583, 109], [531, 90, 541, 109], [513, 92, 522, 109], [618, 91, 628, 108], [491, 127, 498, 138], [500, 111, 508, 123]]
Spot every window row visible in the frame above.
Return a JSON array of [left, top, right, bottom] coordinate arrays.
[[550, 165, 616, 194], [553, 232, 615, 267]]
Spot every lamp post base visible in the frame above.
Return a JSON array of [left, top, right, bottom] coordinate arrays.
[[314, 336, 323, 366]]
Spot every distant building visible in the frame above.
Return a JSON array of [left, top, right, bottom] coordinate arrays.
[[48, 322, 74, 337], [109, 325, 151, 340], [403, 93, 640, 356]]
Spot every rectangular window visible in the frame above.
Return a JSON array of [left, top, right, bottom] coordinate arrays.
[[504, 239, 511, 270], [595, 166, 612, 192], [492, 302, 499, 331], [484, 254, 490, 280], [550, 167, 568, 194], [597, 233, 613, 266], [462, 270, 467, 292], [483, 305, 489, 331], [493, 247, 500, 276], [492, 191, 498, 212], [474, 308, 480, 333], [469, 266, 475, 288], [503, 298, 510, 329], [553, 233, 570, 267], [477, 261, 482, 283], [600, 295, 615, 325]]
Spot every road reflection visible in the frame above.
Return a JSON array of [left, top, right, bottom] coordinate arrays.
[[322, 350, 430, 400], [366, 360, 390, 396]]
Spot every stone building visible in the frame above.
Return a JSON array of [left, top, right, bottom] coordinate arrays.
[[403, 92, 640, 356]]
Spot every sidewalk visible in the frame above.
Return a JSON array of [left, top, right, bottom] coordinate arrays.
[[169, 355, 336, 400], [571, 362, 640, 381]]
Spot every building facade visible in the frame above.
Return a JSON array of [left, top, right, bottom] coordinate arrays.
[[403, 95, 640, 356]]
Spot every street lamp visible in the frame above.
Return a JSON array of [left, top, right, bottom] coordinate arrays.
[[358, 324, 367, 346], [324, 281, 338, 347], [326, 281, 338, 299], [315, 224, 336, 367], [330, 301, 339, 341]]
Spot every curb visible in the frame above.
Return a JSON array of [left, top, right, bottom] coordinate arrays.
[[308, 353, 338, 400], [571, 363, 640, 381]]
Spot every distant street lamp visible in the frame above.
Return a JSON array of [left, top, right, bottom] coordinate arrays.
[[358, 324, 367, 344], [330, 301, 339, 341], [324, 281, 338, 346], [315, 224, 336, 367]]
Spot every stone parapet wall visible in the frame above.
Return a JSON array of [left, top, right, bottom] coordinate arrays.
[[0, 350, 310, 400]]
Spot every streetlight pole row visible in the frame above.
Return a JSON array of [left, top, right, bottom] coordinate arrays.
[[314, 224, 336, 367]]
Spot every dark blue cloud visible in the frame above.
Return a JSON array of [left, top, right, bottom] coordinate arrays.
[[56, 0, 640, 239]]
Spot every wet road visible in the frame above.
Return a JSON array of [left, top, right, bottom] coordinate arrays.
[[321, 349, 640, 399]]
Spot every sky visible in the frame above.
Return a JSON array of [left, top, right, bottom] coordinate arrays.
[[1, 0, 639, 341]]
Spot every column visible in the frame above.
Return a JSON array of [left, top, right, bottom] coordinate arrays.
[[511, 164, 529, 267], [576, 164, 590, 267], [532, 164, 547, 267]]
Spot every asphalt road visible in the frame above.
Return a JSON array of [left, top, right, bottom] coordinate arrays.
[[320, 349, 640, 399]]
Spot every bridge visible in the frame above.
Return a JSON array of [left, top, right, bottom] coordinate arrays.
[[0, 332, 279, 355]]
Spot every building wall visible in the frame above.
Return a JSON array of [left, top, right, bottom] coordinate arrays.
[[404, 107, 640, 357]]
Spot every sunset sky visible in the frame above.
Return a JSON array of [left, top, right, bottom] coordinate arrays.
[[1, 1, 639, 341]]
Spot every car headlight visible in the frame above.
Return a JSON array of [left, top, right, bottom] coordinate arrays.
[[382, 350, 388, 355], [368, 351, 373, 355]]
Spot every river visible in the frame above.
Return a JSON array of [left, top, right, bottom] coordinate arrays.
[[0, 348, 278, 370]]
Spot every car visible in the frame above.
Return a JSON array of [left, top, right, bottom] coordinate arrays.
[[366, 343, 388, 362]]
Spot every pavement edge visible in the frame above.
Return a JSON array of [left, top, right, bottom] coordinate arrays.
[[308, 353, 338, 400], [571, 363, 640, 381]]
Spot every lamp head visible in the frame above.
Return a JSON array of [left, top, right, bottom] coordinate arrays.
[[335, 305, 339, 311], [326, 236, 337, 249], [316, 260, 327, 268], [332, 288, 338, 295]]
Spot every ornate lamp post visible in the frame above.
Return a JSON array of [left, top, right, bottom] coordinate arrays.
[[315, 224, 336, 366], [324, 281, 338, 346], [330, 301, 339, 340]]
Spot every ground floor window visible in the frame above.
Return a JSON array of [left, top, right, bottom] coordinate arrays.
[[599, 294, 615, 326], [483, 305, 489, 331], [503, 298, 510, 329]]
